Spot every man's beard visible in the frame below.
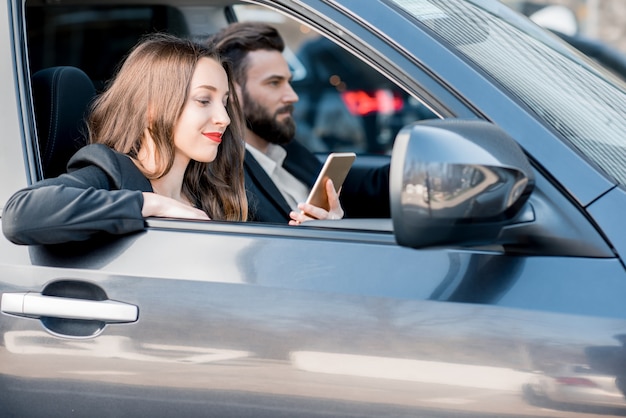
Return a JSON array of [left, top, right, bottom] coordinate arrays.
[[242, 88, 296, 146]]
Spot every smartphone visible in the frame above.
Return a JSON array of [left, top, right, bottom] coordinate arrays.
[[305, 152, 356, 212]]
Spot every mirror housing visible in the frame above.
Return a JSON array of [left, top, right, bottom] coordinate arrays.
[[390, 119, 534, 249]]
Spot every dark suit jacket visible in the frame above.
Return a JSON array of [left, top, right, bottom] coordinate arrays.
[[2, 144, 149, 245], [244, 141, 390, 223]]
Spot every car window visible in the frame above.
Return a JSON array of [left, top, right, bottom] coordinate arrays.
[[233, 4, 438, 155]]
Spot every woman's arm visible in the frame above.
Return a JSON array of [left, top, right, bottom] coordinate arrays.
[[2, 166, 145, 245]]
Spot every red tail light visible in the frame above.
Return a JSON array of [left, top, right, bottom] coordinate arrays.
[[341, 89, 404, 116]]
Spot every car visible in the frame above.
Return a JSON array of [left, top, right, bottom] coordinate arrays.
[[2, 0, 626, 417], [524, 363, 626, 412]]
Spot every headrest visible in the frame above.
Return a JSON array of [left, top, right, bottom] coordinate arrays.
[[32, 66, 96, 178]]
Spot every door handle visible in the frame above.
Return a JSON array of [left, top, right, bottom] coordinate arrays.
[[1, 292, 138, 323]]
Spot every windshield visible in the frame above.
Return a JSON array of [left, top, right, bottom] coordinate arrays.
[[389, 0, 626, 186]]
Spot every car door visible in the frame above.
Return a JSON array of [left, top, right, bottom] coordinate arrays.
[[2, 1, 626, 417], [3, 219, 626, 417]]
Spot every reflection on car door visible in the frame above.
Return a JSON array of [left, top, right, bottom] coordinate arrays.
[[2, 219, 626, 417]]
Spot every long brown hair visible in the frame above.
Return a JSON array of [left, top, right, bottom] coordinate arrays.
[[87, 33, 247, 221]]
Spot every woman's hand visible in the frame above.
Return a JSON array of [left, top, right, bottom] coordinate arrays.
[[141, 192, 210, 220], [289, 179, 344, 225]]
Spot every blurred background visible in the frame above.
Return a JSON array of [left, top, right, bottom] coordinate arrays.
[[502, 0, 626, 52], [502, 0, 626, 81]]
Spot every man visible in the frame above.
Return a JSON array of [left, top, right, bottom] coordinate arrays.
[[209, 22, 389, 224]]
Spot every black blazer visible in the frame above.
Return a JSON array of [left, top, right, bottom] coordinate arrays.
[[2, 144, 150, 245], [244, 141, 390, 223]]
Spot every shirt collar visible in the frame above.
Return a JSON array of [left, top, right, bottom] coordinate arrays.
[[246, 143, 287, 176]]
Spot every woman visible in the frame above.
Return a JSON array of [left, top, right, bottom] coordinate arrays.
[[2, 33, 247, 245]]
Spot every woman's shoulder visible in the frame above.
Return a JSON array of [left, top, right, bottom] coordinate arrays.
[[67, 144, 152, 191], [67, 143, 124, 165]]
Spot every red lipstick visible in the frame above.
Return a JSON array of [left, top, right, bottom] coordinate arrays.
[[203, 132, 222, 143]]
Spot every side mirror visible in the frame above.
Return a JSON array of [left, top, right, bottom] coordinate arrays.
[[390, 119, 534, 249]]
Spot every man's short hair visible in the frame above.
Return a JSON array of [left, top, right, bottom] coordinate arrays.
[[208, 21, 285, 87]]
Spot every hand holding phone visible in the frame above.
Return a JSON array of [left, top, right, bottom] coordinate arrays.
[[305, 152, 356, 211]]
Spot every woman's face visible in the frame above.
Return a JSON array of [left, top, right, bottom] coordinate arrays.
[[173, 57, 231, 165]]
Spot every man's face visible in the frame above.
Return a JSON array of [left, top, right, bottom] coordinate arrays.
[[240, 49, 299, 145]]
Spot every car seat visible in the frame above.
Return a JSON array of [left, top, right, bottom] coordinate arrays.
[[31, 66, 96, 178]]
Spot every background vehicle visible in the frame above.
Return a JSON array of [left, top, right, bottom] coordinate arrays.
[[524, 363, 626, 412], [2, 1, 626, 417]]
